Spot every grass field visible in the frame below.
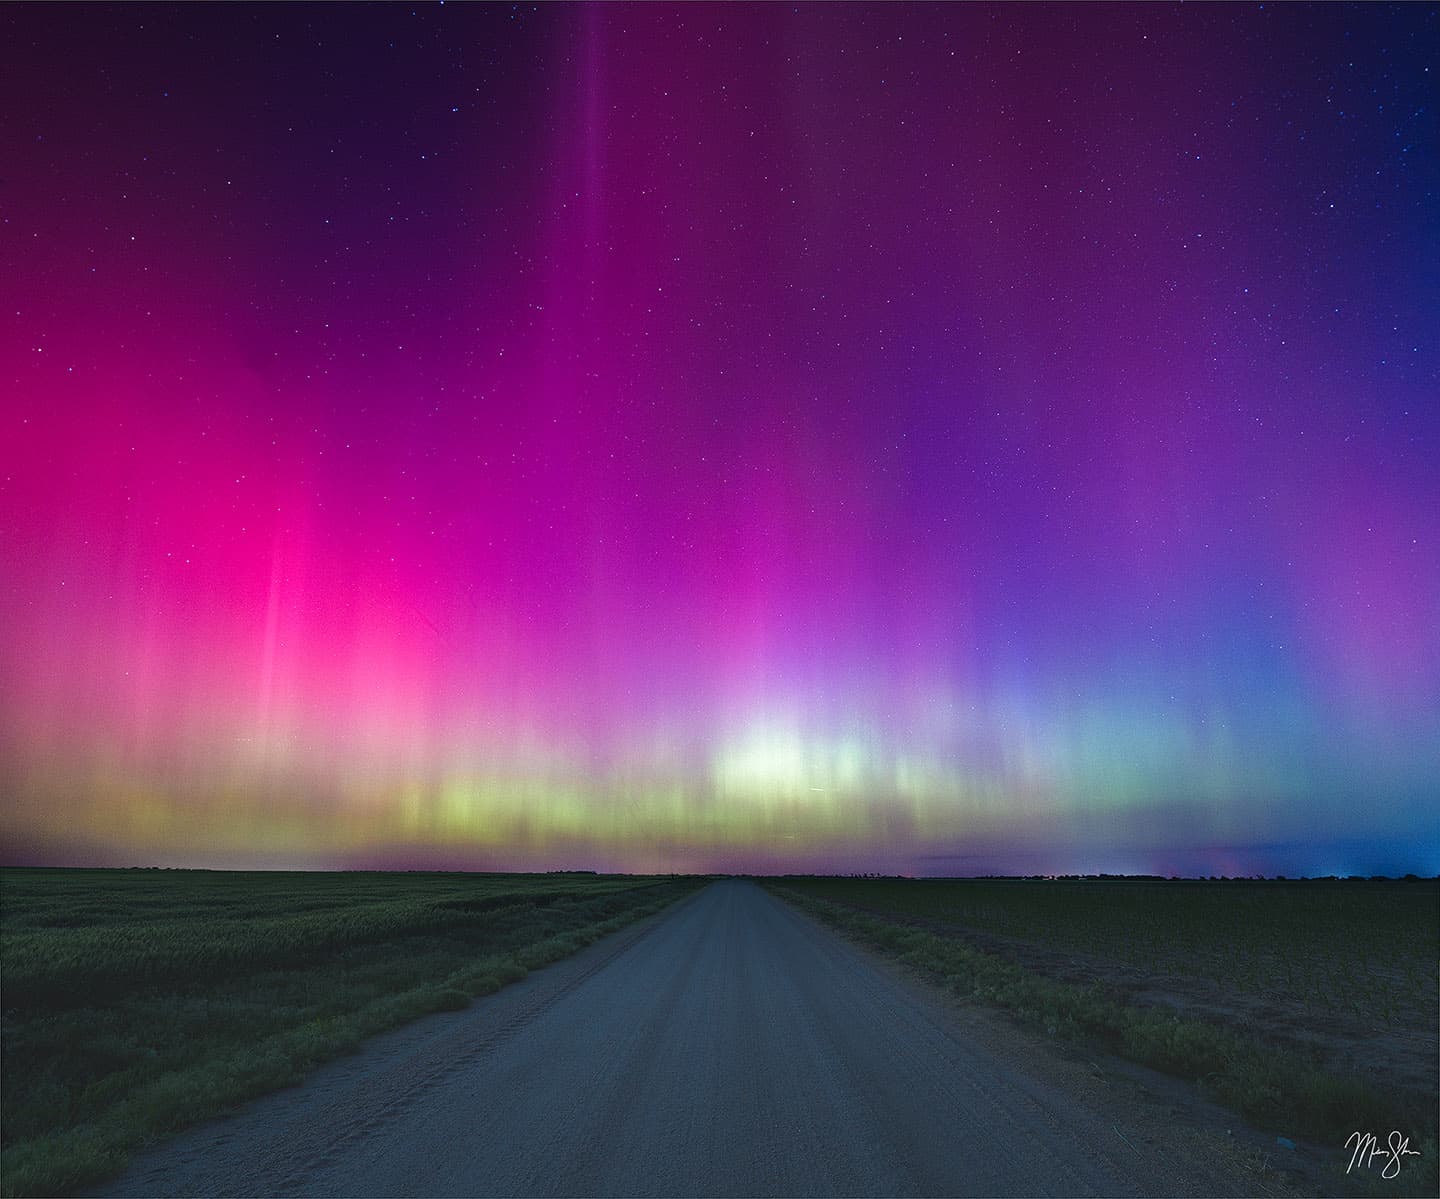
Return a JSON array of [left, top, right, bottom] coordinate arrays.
[[0, 868, 702, 1197], [769, 876, 1438, 1194]]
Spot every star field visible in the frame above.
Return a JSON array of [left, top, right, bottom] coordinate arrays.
[[1, 4, 1436, 875]]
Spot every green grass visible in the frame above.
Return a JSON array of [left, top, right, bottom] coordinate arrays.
[[770, 876, 1437, 1030], [768, 877, 1438, 1196], [1, 868, 703, 1197]]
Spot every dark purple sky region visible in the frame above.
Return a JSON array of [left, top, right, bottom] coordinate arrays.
[[2, 4, 1437, 875]]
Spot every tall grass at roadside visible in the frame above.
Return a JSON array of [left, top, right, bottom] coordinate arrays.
[[1, 869, 702, 1197], [769, 881, 1438, 1197], [779, 876, 1436, 1030]]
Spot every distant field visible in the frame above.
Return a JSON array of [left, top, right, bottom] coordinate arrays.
[[0, 868, 702, 1197], [774, 876, 1437, 1029], [769, 877, 1438, 1190]]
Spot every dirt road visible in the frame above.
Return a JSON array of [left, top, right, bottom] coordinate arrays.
[[101, 880, 1275, 1196]]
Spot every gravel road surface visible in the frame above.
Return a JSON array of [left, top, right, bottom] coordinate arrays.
[[100, 879, 1271, 1196]]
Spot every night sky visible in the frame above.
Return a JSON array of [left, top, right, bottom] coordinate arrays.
[[3, 4, 1437, 876]]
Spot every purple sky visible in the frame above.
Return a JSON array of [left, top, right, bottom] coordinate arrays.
[[2, 4, 1437, 875]]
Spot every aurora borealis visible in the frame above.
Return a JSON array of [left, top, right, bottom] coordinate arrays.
[[2, 4, 1436, 876]]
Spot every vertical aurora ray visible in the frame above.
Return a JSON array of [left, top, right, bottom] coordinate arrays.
[[1, 4, 1436, 875]]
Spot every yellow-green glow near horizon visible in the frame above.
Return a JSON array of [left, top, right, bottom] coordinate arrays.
[[3, 5, 1438, 878], [7, 686, 1437, 875]]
